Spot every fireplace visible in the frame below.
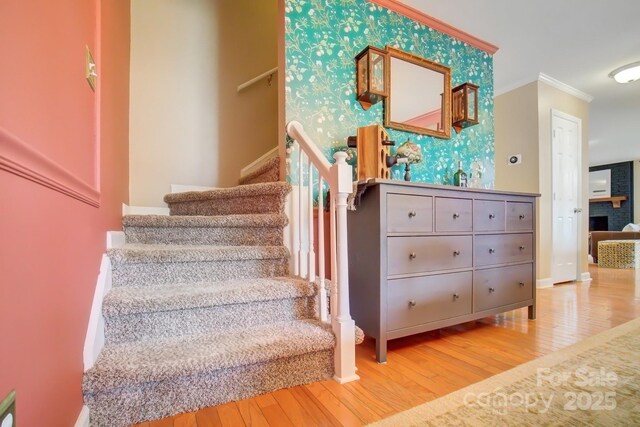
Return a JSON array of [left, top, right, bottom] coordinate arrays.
[[589, 216, 608, 231]]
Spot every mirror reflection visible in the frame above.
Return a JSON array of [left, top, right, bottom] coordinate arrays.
[[384, 47, 451, 139]]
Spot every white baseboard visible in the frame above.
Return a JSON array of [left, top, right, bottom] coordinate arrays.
[[240, 146, 278, 178], [74, 405, 90, 427], [83, 231, 122, 372], [170, 184, 216, 193], [107, 231, 125, 249], [122, 203, 170, 216], [579, 272, 592, 282], [83, 254, 111, 371], [536, 277, 554, 289]]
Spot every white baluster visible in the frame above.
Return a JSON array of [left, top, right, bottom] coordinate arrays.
[[308, 163, 316, 283], [297, 148, 304, 277], [291, 144, 300, 277], [317, 177, 327, 322]]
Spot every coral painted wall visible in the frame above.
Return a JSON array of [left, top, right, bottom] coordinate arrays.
[[284, 0, 495, 187], [0, 1, 130, 425]]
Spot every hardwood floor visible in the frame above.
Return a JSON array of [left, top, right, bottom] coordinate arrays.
[[133, 266, 640, 427]]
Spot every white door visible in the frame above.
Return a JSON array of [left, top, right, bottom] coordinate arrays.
[[551, 110, 581, 283]]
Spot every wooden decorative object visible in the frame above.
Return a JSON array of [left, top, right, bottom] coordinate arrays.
[[347, 124, 394, 180], [452, 82, 479, 133]]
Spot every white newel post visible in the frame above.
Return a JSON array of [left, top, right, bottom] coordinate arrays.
[[330, 152, 359, 383]]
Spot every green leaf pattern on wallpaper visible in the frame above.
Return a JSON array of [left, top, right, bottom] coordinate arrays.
[[285, 0, 495, 187]]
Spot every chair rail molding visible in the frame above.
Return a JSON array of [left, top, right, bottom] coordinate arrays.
[[0, 126, 100, 207]]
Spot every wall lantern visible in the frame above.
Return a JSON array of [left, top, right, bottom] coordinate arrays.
[[452, 83, 479, 133], [355, 46, 388, 110]]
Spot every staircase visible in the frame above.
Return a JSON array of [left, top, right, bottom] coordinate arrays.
[[82, 178, 349, 426], [83, 121, 359, 426]]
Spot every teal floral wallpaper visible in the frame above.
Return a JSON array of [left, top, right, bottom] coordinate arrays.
[[285, 0, 495, 187]]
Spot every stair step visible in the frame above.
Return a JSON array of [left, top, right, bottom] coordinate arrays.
[[123, 213, 287, 245], [163, 181, 291, 216], [108, 244, 289, 287], [84, 320, 334, 427], [239, 156, 280, 185], [103, 277, 318, 343]]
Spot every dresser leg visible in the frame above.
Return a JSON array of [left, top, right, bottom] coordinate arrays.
[[528, 304, 536, 320], [376, 339, 387, 364]]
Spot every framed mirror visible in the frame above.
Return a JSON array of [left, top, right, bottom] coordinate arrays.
[[384, 47, 452, 139]]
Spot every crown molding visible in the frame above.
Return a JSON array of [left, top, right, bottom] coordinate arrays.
[[538, 73, 594, 103], [369, 0, 499, 55], [493, 73, 594, 103]]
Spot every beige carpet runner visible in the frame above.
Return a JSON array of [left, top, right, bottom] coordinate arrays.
[[369, 316, 640, 426], [82, 181, 345, 426]]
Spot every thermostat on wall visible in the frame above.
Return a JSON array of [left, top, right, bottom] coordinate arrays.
[[508, 154, 522, 165]]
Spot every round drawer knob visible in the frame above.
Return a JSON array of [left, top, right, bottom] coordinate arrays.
[[519, 281, 525, 287], [519, 245, 526, 251], [489, 287, 496, 293], [453, 293, 460, 300], [408, 300, 417, 308], [453, 250, 461, 256], [519, 214, 526, 220], [489, 213, 496, 219], [409, 252, 417, 260], [408, 211, 417, 218], [453, 213, 460, 219], [489, 248, 496, 254]]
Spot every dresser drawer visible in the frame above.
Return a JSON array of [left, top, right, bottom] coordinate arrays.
[[474, 264, 533, 312], [506, 202, 533, 231], [435, 197, 472, 232], [475, 234, 533, 266], [387, 194, 433, 233], [474, 200, 505, 232], [388, 236, 472, 276], [387, 271, 472, 331]]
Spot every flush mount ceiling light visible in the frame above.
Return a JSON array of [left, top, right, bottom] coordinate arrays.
[[609, 61, 640, 83]]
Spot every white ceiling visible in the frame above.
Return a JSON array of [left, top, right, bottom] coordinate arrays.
[[400, 0, 640, 166]]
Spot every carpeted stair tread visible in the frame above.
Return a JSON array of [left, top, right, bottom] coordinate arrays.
[[163, 181, 291, 216], [84, 319, 334, 393], [123, 213, 288, 228], [108, 244, 289, 264], [164, 181, 289, 204], [122, 213, 288, 246], [103, 277, 316, 315], [239, 157, 280, 185]]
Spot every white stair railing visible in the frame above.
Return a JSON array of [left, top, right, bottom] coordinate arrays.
[[285, 121, 359, 384]]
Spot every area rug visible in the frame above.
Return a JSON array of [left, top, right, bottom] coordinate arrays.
[[369, 317, 640, 426]]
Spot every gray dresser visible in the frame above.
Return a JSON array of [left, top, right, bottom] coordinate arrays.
[[347, 179, 538, 362]]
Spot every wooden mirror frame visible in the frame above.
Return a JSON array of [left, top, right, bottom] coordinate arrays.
[[384, 46, 452, 139]]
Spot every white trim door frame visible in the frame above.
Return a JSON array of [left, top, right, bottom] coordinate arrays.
[[551, 109, 582, 284]]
